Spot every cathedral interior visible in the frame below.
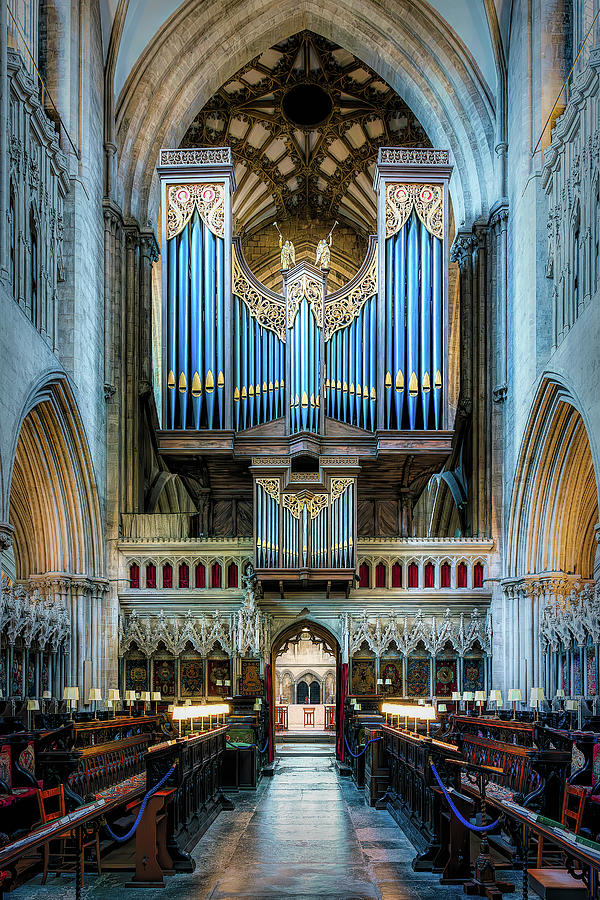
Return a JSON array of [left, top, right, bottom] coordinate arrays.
[[1, 1, 600, 898]]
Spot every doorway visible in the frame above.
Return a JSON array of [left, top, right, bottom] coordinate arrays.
[[272, 621, 339, 747]]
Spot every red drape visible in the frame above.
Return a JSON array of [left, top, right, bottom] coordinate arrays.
[[265, 663, 274, 763], [336, 662, 348, 762]]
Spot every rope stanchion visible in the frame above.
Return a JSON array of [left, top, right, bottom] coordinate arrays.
[[227, 738, 269, 753], [430, 762, 500, 833], [344, 734, 382, 758], [103, 764, 176, 844]]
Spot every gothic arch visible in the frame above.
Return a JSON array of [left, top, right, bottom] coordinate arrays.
[[7, 373, 104, 579], [507, 377, 600, 579], [113, 0, 496, 229]]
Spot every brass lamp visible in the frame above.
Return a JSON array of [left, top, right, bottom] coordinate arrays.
[[151, 691, 161, 712], [508, 688, 522, 719], [87, 688, 102, 718], [462, 691, 474, 714], [26, 699, 39, 730], [529, 687, 544, 721], [474, 690, 487, 714], [451, 690, 461, 713], [124, 690, 136, 713], [489, 689, 503, 716], [141, 691, 151, 713], [107, 688, 120, 714]]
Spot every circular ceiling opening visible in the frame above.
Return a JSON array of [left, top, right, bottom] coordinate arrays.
[[282, 82, 333, 128]]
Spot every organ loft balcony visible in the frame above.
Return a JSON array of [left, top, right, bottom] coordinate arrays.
[[154, 147, 455, 592]]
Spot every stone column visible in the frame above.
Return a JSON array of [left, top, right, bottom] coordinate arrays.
[[0, 0, 7, 280]]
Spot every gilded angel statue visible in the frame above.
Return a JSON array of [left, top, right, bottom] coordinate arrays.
[[315, 221, 338, 270], [274, 222, 295, 270]]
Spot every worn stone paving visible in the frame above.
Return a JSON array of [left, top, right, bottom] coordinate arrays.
[[16, 745, 523, 899]]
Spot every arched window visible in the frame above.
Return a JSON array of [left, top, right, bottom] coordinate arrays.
[[408, 562, 418, 588], [358, 562, 370, 588], [129, 563, 139, 589], [195, 563, 206, 588], [424, 562, 435, 588], [375, 563, 386, 588], [440, 562, 451, 588], [9, 190, 16, 298], [146, 563, 156, 589], [178, 563, 189, 588], [162, 563, 173, 589], [573, 217, 580, 320], [473, 562, 484, 588], [211, 562, 222, 588], [30, 208, 38, 327], [457, 562, 467, 588], [227, 563, 238, 588], [391, 562, 402, 588]]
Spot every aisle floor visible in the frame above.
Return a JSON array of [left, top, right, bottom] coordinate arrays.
[[17, 748, 522, 899]]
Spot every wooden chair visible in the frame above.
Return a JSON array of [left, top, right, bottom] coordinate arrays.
[[536, 783, 588, 867], [303, 707, 315, 726], [37, 784, 102, 887]]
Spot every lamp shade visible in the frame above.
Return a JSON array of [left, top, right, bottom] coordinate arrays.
[[451, 692, 461, 701], [141, 692, 151, 702], [437, 704, 447, 712], [566, 699, 578, 711], [489, 690, 503, 704], [474, 691, 487, 702], [63, 687, 77, 701], [124, 690, 136, 702], [529, 688, 545, 704], [376, 678, 383, 685], [555, 689, 566, 699], [151, 692, 161, 701], [26, 699, 39, 711], [108, 689, 120, 701], [508, 689, 522, 702], [88, 688, 102, 702], [42, 690, 51, 700], [384, 679, 392, 686], [462, 691, 474, 701]]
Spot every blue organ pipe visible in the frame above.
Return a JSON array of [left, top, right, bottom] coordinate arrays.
[[420, 222, 431, 429], [272, 330, 278, 420], [256, 318, 262, 424], [349, 483, 354, 565], [331, 334, 336, 418], [362, 304, 368, 427], [267, 330, 274, 421], [336, 330, 342, 420], [203, 225, 216, 429], [234, 298, 240, 431], [355, 313, 361, 426], [394, 228, 406, 429], [248, 315, 255, 427], [407, 213, 419, 430], [432, 236, 443, 429], [177, 225, 190, 428], [348, 319, 356, 426], [308, 305, 314, 432], [241, 304, 248, 429], [167, 238, 177, 429], [301, 300, 308, 431], [216, 236, 224, 427], [279, 339, 284, 419], [369, 295, 376, 430], [385, 238, 393, 428], [191, 218, 202, 429], [342, 324, 348, 423]]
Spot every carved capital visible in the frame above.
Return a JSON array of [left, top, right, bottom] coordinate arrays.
[[493, 383, 508, 403], [0, 524, 14, 553], [450, 232, 475, 269]]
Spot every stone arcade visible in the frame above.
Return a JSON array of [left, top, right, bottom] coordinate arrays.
[[0, 2, 600, 898]]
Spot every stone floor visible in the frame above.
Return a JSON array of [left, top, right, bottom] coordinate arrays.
[[16, 745, 523, 899]]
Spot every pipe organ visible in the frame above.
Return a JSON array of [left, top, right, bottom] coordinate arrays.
[[157, 147, 452, 587]]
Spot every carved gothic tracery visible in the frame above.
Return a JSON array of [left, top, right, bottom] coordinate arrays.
[[232, 246, 287, 342], [286, 272, 324, 329], [344, 607, 491, 657], [324, 247, 378, 341]]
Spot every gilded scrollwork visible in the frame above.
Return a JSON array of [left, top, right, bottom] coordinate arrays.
[[233, 248, 286, 342], [286, 273, 324, 329], [324, 248, 377, 341], [385, 182, 444, 240], [282, 493, 329, 519], [166, 182, 226, 240], [257, 478, 281, 503], [331, 478, 353, 502]]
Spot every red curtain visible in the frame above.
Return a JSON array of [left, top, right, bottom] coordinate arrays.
[[162, 563, 172, 589], [424, 562, 434, 588], [359, 563, 370, 588], [211, 562, 222, 588], [375, 563, 385, 588], [227, 563, 238, 588], [391, 562, 402, 587], [179, 563, 189, 588], [195, 563, 206, 588], [441, 562, 451, 587], [458, 562, 467, 588], [408, 562, 418, 587], [129, 563, 139, 588], [265, 663, 274, 763], [473, 563, 484, 588], [146, 563, 156, 589], [336, 662, 348, 762]]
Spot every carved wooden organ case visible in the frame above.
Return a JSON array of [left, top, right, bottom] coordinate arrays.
[[157, 147, 453, 590]]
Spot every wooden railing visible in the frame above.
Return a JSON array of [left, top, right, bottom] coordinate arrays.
[[325, 705, 336, 730], [275, 706, 288, 732]]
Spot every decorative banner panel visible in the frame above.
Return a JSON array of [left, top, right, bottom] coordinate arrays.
[[181, 657, 204, 697], [153, 658, 176, 697], [463, 658, 484, 692], [380, 659, 403, 693], [574, 653, 583, 695], [12, 651, 22, 696], [407, 657, 429, 697], [208, 658, 230, 696], [587, 649, 597, 696], [351, 658, 376, 694], [126, 658, 148, 692], [435, 658, 457, 697], [240, 658, 263, 695]]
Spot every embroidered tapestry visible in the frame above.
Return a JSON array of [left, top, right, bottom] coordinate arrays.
[[126, 659, 148, 692], [208, 659, 230, 696], [574, 653, 583, 695], [435, 659, 457, 697], [153, 658, 176, 697], [588, 649, 597, 696], [181, 658, 204, 697], [27, 659, 35, 697], [12, 652, 23, 696], [463, 658, 484, 692], [0, 745, 11, 788], [407, 658, 429, 697], [351, 659, 376, 694], [380, 659, 402, 694], [240, 659, 262, 695]]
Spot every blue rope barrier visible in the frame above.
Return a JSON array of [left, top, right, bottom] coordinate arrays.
[[430, 762, 500, 833], [227, 738, 269, 753], [344, 734, 382, 758], [103, 764, 176, 844]]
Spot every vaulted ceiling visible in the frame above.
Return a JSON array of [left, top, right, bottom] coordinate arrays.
[[180, 31, 430, 237]]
